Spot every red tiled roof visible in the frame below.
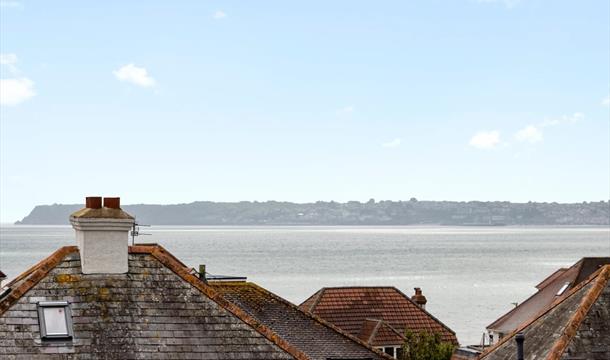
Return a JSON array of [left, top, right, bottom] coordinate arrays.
[[357, 319, 406, 347], [480, 265, 610, 360], [299, 287, 458, 346], [210, 282, 391, 359], [486, 257, 610, 333]]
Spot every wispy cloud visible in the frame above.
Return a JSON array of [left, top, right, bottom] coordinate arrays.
[[113, 64, 156, 87], [213, 10, 227, 19], [338, 105, 354, 114], [0, 1, 22, 8], [382, 138, 402, 148], [469, 131, 500, 149], [0, 78, 35, 106], [515, 125, 543, 143], [602, 96, 610, 107], [514, 113, 584, 145], [0, 53, 19, 74], [539, 112, 584, 127], [475, 0, 521, 8], [0, 53, 35, 106], [0, 53, 18, 65]]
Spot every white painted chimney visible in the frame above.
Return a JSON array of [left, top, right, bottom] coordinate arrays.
[[70, 196, 135, 274]]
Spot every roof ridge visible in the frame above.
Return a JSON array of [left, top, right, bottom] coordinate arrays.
[[130, 245, 310, 360], [242, 282, 394, 359], [486, 262, 580, 330], [390, 286, 458, 338], [374, 319, 407, 343], [535, 268, 568, 289], [546, 265, 610, 360], [365, 319, 383, 344], [317, 286, 397, 289], [480, 264, 610, 359], [0, 246, 78, 315], [301, 287, 325, 314]]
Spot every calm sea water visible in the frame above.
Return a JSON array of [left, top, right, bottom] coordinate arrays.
[[1, 225, 608, 345]]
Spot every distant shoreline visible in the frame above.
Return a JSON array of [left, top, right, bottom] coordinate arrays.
[[14, 200, 610, 226]]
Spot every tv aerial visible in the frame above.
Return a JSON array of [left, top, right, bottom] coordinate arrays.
[[131, 221, 151, 246]]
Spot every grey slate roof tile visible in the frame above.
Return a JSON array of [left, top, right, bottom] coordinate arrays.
[[0, 247, 294, 359]]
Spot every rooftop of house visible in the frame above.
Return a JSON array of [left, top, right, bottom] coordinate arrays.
[[480, 264, 610, 360], [299, 286, 458, 346], [357, 319, 405, 347], [0, 242, 389, 359], [487, 257, 610, 333], [210, 281, 391, 360]]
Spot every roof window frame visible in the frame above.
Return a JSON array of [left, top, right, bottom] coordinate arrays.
[[556, 282, 570, 296], [37, 301, 74, 341]]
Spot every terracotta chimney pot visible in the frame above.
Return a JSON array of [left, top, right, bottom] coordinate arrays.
[[412, 287, 428, 309], [85, 196, 102, 209], [104, 197, 121, 209]]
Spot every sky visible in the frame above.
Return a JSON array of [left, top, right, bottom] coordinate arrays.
[[1, 0, 609, 222]]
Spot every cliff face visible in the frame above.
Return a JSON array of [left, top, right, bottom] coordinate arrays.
[[15, 200, 610, 226], [16, 204, 82, 225]]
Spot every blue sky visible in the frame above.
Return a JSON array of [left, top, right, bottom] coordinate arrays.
[[1, 0, 609, 222]]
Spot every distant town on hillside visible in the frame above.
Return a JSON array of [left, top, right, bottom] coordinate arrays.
[[15, 199, 610, 225]]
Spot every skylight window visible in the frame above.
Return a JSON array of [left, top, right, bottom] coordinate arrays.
[[556, 282, 570, 296], [37, 301, 73, 340]]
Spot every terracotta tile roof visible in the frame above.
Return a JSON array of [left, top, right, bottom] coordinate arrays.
[[486, 257, 610, 334], [0, 245, 308, 359], [211, 281, 391, 360], [480, 265, 610, 360], [299, 287, 458, 346], [357, 319, 405, 347]]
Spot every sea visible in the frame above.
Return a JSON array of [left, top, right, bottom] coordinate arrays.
[[1, 225, 609, 345]]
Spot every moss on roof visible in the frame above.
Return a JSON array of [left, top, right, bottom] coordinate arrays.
[[70, 207, 134, 220]]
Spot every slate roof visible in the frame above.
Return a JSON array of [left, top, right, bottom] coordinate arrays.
[[487, 257, 610, 334], [299, 287, 458, 346], [0, 245, 306, 359], [480, 265, 610, 360], [210, 281, 390, 360]]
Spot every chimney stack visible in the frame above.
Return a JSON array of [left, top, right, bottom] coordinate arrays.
[[70, 196, 135, 274], [411, 287, 428, 309]]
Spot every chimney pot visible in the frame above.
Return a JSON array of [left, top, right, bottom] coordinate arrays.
[[412, 287, 428, 309], [85, 196, 102, 209], [104, 197, 121, 209], [70, 195, 134, 274]]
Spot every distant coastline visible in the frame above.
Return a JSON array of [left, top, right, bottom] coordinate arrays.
[[15, 200, 610, 226]]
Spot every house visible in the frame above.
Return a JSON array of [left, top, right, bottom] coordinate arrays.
[[0, 196, 389, 359], [210, 281, 391, 360], [479, 264, 610, 360], [299, 286, 459, 358], [486, 257, 610, 344]]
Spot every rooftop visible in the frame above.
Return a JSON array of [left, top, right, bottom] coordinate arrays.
[[487, 257, 610, 333], [210, 281, 390, 360], [299, 286, 458, 346], [0, 243, 391, 359], [480, 264, 610, 360]]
